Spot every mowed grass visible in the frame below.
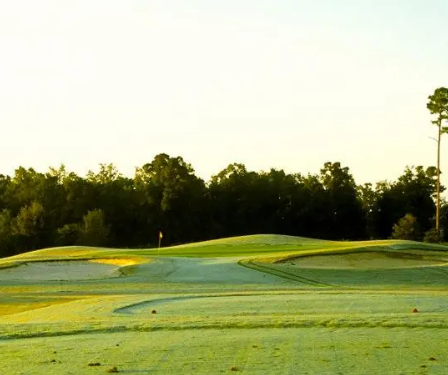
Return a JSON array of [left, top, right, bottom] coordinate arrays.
[[0, 296, 79, 317], [1, 291, 448, 373], [1, 328, 448, 375], [1, 234, 448, 374], [2, 234, 447, 263]]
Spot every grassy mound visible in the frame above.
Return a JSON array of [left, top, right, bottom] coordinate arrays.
[[2, 234, 448, 265], [171, 234, 329, 248]]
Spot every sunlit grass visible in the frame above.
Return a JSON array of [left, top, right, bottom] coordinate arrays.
[[0, 297, 79, 317], [2, 235, 448, 265], [1, 234, 448, 373]]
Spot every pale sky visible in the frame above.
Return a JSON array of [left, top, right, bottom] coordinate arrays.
[[1, 0, 447, 185]]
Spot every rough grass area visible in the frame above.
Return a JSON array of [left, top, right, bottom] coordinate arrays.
[[1, 234, 448, 374]]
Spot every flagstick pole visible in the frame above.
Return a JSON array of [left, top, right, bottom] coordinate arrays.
[[158, 232, 162, 255]]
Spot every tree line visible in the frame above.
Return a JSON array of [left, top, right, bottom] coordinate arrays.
[[0, 154, 446, 258]]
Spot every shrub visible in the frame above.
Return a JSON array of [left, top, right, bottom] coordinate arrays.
[[55, 223, 80, 246], [391, 213, 420, 240], [77, 209, 110, 247], [423, 228, 440, 243]]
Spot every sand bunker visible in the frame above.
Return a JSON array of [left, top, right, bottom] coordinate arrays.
[[284, 252, 448, 269], [89, 258, 138, 266], [0, 261, 123, 281]]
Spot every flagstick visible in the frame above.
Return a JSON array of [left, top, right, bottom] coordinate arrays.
[[158, 232, 162, 255]]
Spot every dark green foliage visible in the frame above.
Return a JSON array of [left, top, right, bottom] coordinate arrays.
[[55, 224, 80, 246], [77, 209, 110, 247], [371, 167, 437, 239], [391, 214, 420, 241], [0, 155, 441, 257], [427, 87, 448, 123], [439, 203, 448, 240], [318, 162, 366, 240], [0, 209, 14, 256], [134, 154, 208, 245], [424, 228, 440, 243], [11, 201, 46, 251]]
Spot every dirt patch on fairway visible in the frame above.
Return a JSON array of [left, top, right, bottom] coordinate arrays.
[[281, 252, 448, 269], [0, 261, 125, 281]]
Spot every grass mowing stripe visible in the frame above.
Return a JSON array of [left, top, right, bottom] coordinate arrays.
[[423, 266, 448, 278], [250, 261, 337, 287], [238, 259, 336, 287], [115, 292, 287, 315], [256, 263, 338, 287]]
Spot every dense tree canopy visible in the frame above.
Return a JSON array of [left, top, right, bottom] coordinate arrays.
[[0, 154, 443, 257]]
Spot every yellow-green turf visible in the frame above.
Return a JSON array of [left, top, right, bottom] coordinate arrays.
[[1, 234, 448, 374]]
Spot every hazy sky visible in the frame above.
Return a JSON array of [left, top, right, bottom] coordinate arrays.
[[1, 0, 447, 184]]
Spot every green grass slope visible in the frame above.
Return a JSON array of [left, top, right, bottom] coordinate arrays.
[[3, 234, 448, 264], [1, 234, 448, 288], [1, 235, 448, 374]]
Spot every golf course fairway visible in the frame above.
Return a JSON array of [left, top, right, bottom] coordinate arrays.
[[1, 234, 448, 374]]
